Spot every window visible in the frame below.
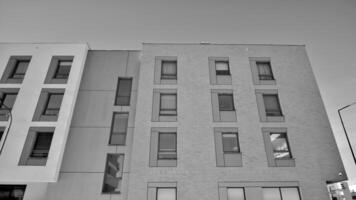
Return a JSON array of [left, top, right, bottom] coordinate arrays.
[[0, 185, 26, 200], [257, 61, 274, 80], [53, 60, 72, 79], [44, 56, 74, 84], [270, 133, 291, 159], [0, 56, 31, 83], [218, 94, 235, 111], [227, 188, 245, 200], [222, 133, 240, 153], [115, 78, 132, 106], [30, 132, 53, 158], [263, 94, 282, 116], [102, 154, 124, 194], [216, 61, 230, 75], [262, 187, 301, 200], [160, 94, 177, 116], [158, 133, 177, 160], [33, 89, 65, 121], [0, 129, 3, 141], [42, 93, 63, 116], [109, 113, 129, 145], [161, 61, 177, 80], [0, 89, 19, 121], [157, 188, 176, 200]]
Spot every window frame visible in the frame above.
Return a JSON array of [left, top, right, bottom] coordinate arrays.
[[32, 88, 65, 122], [227, 187, 246, 200], [156, 187, 177, 200], [109, 112, 129, 146], [218, 93, 235, 111], [53, 60, 72, 79], [159, 93, 177, 116], [30, 132, 53, 159], [9, 60, 30, 80], [42, 93, 64, 117], [262, 187, 301, 200], [222, 132, 240, 154], [215, 60, 231, 76], [102, 154, 124, 194], [0, 56, 31, 84], [269, 132, 292, 160], [249, 57, 276, 85], [115, 78, 133, 106], [256, 61, 274, 81], [255, 89, 284, 122], [44, 56, 74, 84], [0, 88, 19, 121], [158, 132, 177, 160], [262, 94, 283, 117], [154, 56, 178, 85], [161, 60, 177, 80]]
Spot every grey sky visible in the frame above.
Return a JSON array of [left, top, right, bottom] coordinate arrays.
[[1, 0, 356, 186]]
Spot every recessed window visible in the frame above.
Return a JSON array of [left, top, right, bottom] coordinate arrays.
[[0, 56, 31, 84], [0, 185, 26, 200], [53, 60, 72, 79], [262, 187, 301, 200], [10, 60, 30, 80], [102, 154, 124, 194], [257, 61, 274, 80], [44, 56, 74, 84], [115, 78, 132, 106], [157, 188, 176, 200], [218, 94, 235, 111], [215, 61, 230, 75], [270, 133, 291, 159], [214, 128, 242, 167], [0, 89, 18, 121], [263, 94, 282, 116], [30, 132, 53, 158], [158, 132, 177, 160], [161, 61, 177, 80], [0, 129, 3, 141], [109, 112, 129, 145], [33, 89, 65, 121], [160, 94, 177, 116], [227, 188, 245, 200], [222, 133, 240, 153], [43, 93, 63, 116]]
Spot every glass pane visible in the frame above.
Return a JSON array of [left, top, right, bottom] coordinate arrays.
[[157, 188, 176, 200], [159, 133, 176, 151], [15, 61, 29, 74], [58, 61, 72, 66], [160, 94, 176, 110], [222, 133, 239, 152], [2, 93, 17, 109], [218, 94, 234, 111], [227, 188, 245, 200], [0, 131, 4, 141], [31, 132, 53, 158], [281, 188, 300, 200], [216, 61, 229, 71], [162, 61, 177, 75], [103, 154, 124, 193], [112, 113, 128, 133], [57, 65, 71, 75], [270, 133, 291, 159], [263, 94, 282, 116], [263, 188, 281, 200], [118, 79, 132, 95], [47, 94, 63, 109]]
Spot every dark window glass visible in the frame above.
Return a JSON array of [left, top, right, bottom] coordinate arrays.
[[0, 130, 3, 141], [263, 94, 282, 116], [109, 113, 128, 145], [218, 94, 235, 111], [257, 61, 274, 80], [0, 185, 26, 200], [270, 133, 291, 159], [53, 60, 72, 79], [102, 154, 124, 194], [222, 133, 240, 153], [115, 78, 132, 106], [158, 132, 177, 160], [30, 132, 53, 158], [215, 61, 230, 75], [161, 61, 177, 80], [10, 60, 30, 80], [43, 93, 63, 116], [160, 94, 177, 116]]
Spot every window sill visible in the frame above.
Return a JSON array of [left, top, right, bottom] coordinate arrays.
[[274, 158, 295, 167], [265, 115, 285, 122]]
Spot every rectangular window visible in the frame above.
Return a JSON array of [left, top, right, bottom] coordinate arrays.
[[102, 154, 124, 194], [263, 187, 301, 200], [53, 60, 72, 79], [157, 188, 176, 200], [257, 61, 274, 80], [218, 94, 235, 111], [109, 113, 129, 145], [0, 90, 18, 121], [115, 78, 132, 106], [161, 61, 177, 80], [30, 132, 53, 158], [1, 56, 31, 84], [270, 133, 291, 159], [42, 93, 64, 116], [227, 188, 245, 200], [158, 133, 177, 160], [0, 185, 26, 200], [215, 61, 230, 75], [222, 133, 240, 153], [10, 60, 30, 80], [160, 94, 177, 116], [263, 94, 282, 116]]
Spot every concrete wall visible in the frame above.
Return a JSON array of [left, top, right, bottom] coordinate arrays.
[[127, 44, 347, 200], [0, 43, 88, 183]]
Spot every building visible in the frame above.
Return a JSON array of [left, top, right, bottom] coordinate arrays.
[[0, 43, 348, 200]]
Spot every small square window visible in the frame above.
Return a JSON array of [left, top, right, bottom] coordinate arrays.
[[222, 133, 240, 153], [263, 94, 282, 116], [109, 113, 129, 145], [44, 56, 73, 84], [161, 61, 177, 80], [115, 78, 132, 106], [102, 154, 124, 194], [257, 61, 274, 80], [215, 61, 230, 75], [218, 94, 235, 111], [158, 133, 177, 160], [270, 133, 292, 159], [10, 60, 30, 80], [160, 94, 177, 116], [157, 188, 176, 200], [42, 93, 63, 117], [30, 132, 53, 158]]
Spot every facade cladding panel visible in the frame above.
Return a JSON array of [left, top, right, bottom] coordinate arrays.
[[0, 43, 347, 200]]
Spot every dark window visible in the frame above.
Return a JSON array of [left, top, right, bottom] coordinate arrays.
[[53, 60, 72, 79], [158, 132, 177, 160], [160, 94, 177, 116], [222, 133, 240, 153], [161, 61, 177, 80], [257, 61, 274, 80], [30, 132, 53, 158], [157, 188, 176, 200], [0, 92, 18, 120], [215, 61, 230, 75], [270, 133, 292, 159], [109, 113, 128, 145], [218, 94, 235, 111], [10, 60, 30, 80], [42, 93, 63, 116], [0, 130, 3, 141], [115, 78, 132, 106], [263, 94, 282, 116], [102, 154, 124, 194], [0, 185, 26, 200]]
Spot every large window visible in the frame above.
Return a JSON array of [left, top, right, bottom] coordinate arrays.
[[257, 61, 274, 80], [157, 188, 176, 200], [262, 187, 301, 200], [0, 185, 26, 200], [161, 61, 177, 80], [102, 154, 124, 194], [115, 78, 132, 106], [263, 94, 282, 116], [270, 133, 291, 159], [218, 94, 235, 111], [160, 94, 177, 116], [215, 61, 230, 75], [222, 133, 240, 153], [227, 188, 245, 200], [109, 112, 129, 145], [158, 133, 177, 160]]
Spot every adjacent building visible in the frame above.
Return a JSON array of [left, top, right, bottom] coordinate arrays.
[[0, 43, 348, 200]]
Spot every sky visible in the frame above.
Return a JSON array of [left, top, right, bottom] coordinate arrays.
[[0, 0, 356, 187]]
